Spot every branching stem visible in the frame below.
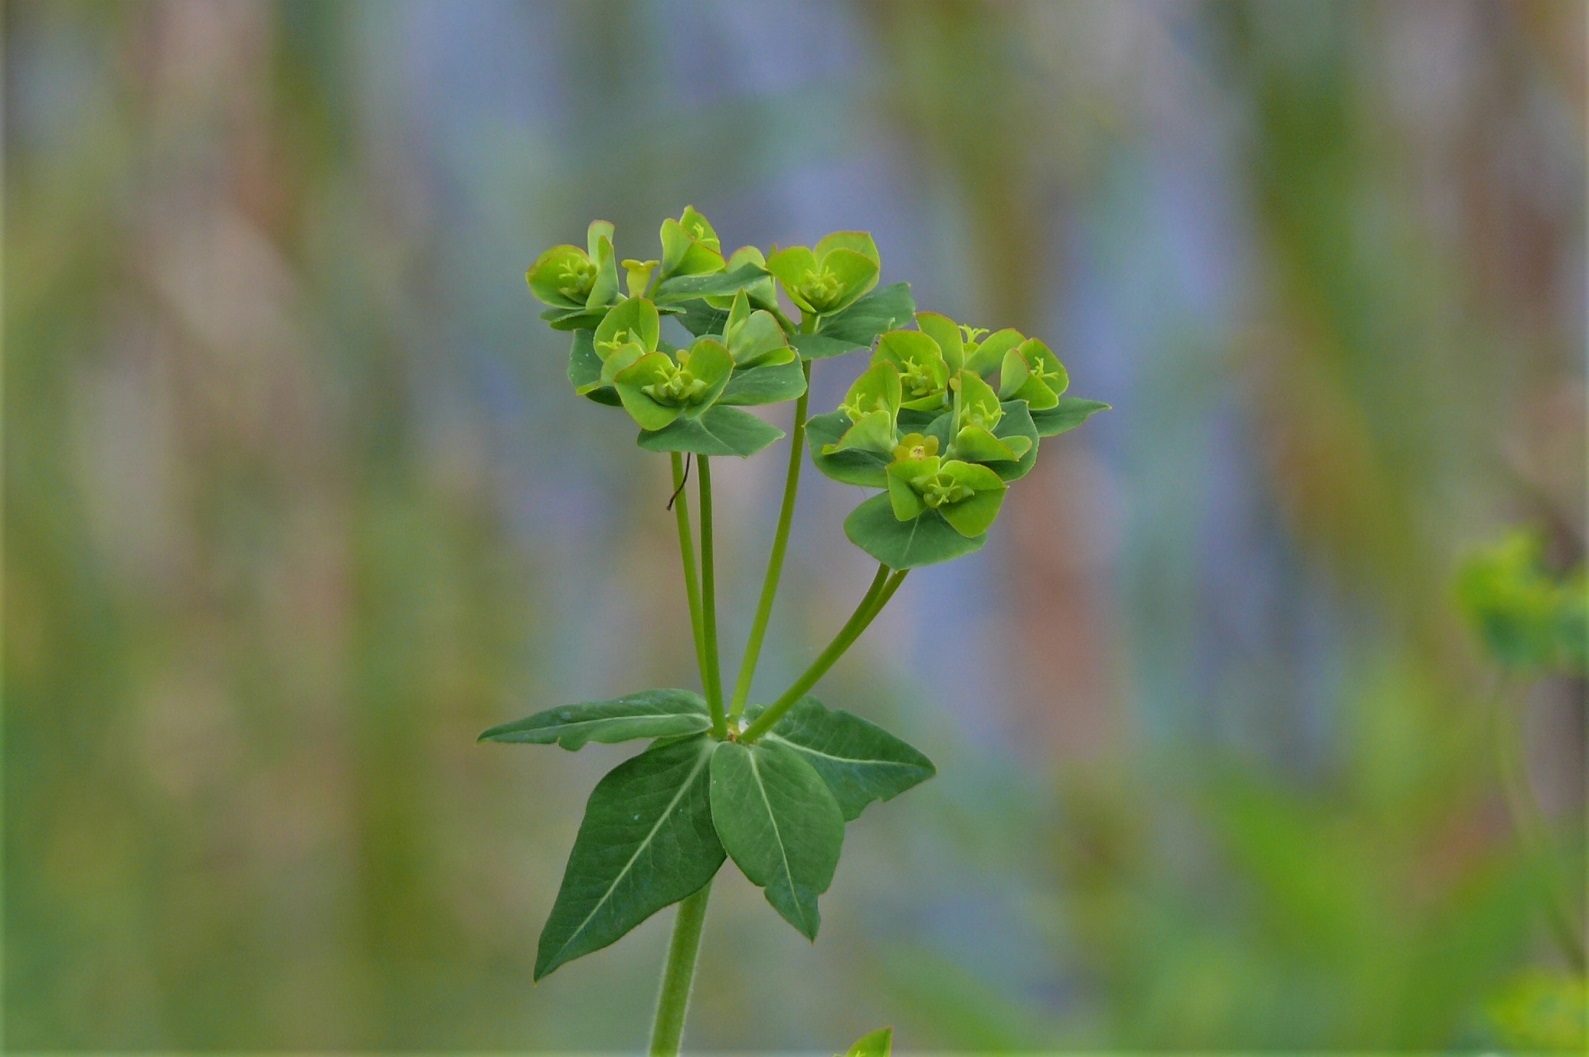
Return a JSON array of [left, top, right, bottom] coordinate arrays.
[[697, 456, 727, 739]]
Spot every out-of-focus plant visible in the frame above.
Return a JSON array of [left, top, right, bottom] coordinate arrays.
[[1459, 531, 1587, 1044], [481, 208, 1104, 1053]]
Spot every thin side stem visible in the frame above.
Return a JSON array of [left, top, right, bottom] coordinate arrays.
[[648, 881, 713, 1056], [741, 566, 906, 743], [697, 456, 727, 738], [1490, 676, 1587, 971], [670, 453, 708, 688], [728, 361, 813, 722]]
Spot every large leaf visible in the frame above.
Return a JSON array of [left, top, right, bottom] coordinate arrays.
[[1027, 396, 1110, 438], [637, 404, 785, 457], [790, 332, 869, 360], [806, 410, 891, 487], [748, 696, 935, 820], [844, 493, 986, 569], [536, 734, 724, 979], [566, 330, 620, 405], [720, 359, 807, 406], [709, 739, 844, 939], [819, 283, 915, 345], [478, 689, 710, 750], [653, 263, 770, 304]]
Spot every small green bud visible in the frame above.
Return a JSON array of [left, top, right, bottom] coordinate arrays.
[[659, 206, 726, 280], [872, 331, 949, 412], [998, 338, 1069, 410], [767, 234, 881, 318], [622, 259, 659, 299]]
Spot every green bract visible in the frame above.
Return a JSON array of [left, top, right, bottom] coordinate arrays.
[[767, 231, 881, 317], [513, 215, 1102, 1055]]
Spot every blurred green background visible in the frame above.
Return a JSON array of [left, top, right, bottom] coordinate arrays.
[[5, 0, 1586, 1050]]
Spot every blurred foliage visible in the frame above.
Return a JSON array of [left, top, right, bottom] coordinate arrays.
[[1460, 531, 1588, 675], [5, 0, 1585, 1051]]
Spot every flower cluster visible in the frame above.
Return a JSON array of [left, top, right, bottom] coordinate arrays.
[[526, 207, 1106, 565]]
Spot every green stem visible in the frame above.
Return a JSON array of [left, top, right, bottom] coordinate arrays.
[[728, 362, 813, 722], [670, 453, 709, 689], [1490, 676, 1587, 971], [648, 881, 713, 1056], [697, 456, 727, 738], [741, 565, 906, 743]]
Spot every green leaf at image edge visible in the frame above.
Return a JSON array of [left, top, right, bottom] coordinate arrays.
[[535, 734, 724, 980], [1028, 396, 1110, 438], [844, 493, 987, 569], [478, 689, 710, 750], [709, 739, 845, 940], [844, 1027, 894, 1057], [746, 696, 936, 821], [638, 404, 785, 457]]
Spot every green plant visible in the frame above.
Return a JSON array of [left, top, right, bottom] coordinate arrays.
[[485, 208, 1106, 1053]]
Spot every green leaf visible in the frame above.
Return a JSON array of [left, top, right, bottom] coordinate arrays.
[[593, 296, 660, 358], [963, 327, 1024, 375], [815, 230, 881, 267], [541, 304, 611, 331], [720, 359, 808, 406], [790, 332, 868, 360], [638, 405, 785, 457], [613, 353, 686, 431], [479, 689, 711, 750], [1028, 397, 1110, 438], [926, 401, 1040, 482], [748, 696, 935, 821], [820, 283, 915, 345], [527, 244, 594, 309], [844, 493, 987, 569], [567, 329, 605, 395], [675, 300, 730, 338], [842, 1027, 894, 1057], [709, 740, 845, 940], [807, 410, 890, 487], [915, 312, 965, 370], [654, 262, 771, 304], [536, 734, 724, 979]]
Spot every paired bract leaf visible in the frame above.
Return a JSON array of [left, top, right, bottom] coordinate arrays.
[[807, 410, 891, 488], [710, 739, 844, 939], [790, 332, 869, 361], [654, 261, 771, 304], [748, 696, 936, 821], [820, 283, 915, 346], [841, 1027, 894, 1057], [844, 493, 987, 569], [659, 206, 725, 280], [720, 359, 808, 406], [536, 734, 724, 979], [478, 689, 710, 750], [638, 404, 785, 457]]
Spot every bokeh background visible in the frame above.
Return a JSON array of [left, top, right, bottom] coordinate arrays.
[[5, 0, 1586, 1050]]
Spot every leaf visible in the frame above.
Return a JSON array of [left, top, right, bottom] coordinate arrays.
[[748, 696, 935, 821], [541, 304, 611, 331], [720, 359, 808, 406], [844, 493, 987, 569], [807, 410, 891, 487], [820, 283, 915, 345], [536, 734, 724, 979], [1027, 397, 1110, 438], [478, 689, 710, 750], [567, 329, 604, 393], [842, 1027, 894, 1057], [654, 262, 771, 304], [790, 332, 868, 360], [675, 299, 730, 338], [638, 404, 785, 457], [926, 401, 1040, 482], [709, 740, 845, 940]]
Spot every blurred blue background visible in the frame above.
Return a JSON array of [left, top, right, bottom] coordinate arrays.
[[5, 0, 1586, 1050]]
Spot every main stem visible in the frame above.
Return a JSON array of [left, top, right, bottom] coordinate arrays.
[[741, 565, 906, 743], [728, 361, 813, 721], [697, 456, 727, 740], [670, 453, 709, 689], [648, 880, 713, 1057]]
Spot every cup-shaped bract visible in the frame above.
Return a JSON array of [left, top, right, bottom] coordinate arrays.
[[872, 330, 950, 412], [659, 206, 726, 281], [914, 312, 966, 371], [885, 452, 1007, 538], [962, 326, 1025, 376], [824, 362, 902, 456], [707, 246, 779, 311], [998, 338, 1070, 410], [579, 296, 662, 395], [767, 232, 881, 318], [724, 291, 796, 368], [613, 338, 735, 431], [948, 370, 1031, 463], [527, 220, 621, 311]]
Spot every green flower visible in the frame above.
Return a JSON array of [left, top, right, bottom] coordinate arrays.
[[823, 362, 901, 456], [613, 338, 735, 432], [947, 369, 1031, 463], [998, 337, 1069, 410], [885, 446, 1006, 537], [527, 220, 620, 311], [872, 330, 950, 412], [658, 206, 726, 281], [583, 296, 662, 395], [723, 290, 795, 368], [767, 232, 881, 317], [707, 246, 779, 311]]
